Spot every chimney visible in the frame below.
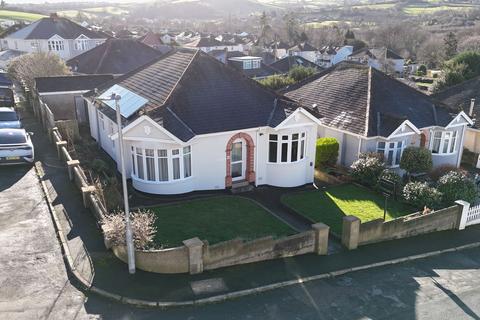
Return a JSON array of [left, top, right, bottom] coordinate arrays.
[[469, 98, 476, 117]]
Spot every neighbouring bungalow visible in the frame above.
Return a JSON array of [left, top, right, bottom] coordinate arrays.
[[2, 13, 108, 60], [283, 62, 472, 170], [317, 45, 354, 68], [84, 48, 320, 195], [227, 55, 278, 79], [349, 47, 405, 75], [269, 56, 323, 74], [287, 42, 319, 64], [432, 76, 480, 155], [66, 39, 167, 76]]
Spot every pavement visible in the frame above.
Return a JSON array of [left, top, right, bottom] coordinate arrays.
[[17, 101, 480, 305]]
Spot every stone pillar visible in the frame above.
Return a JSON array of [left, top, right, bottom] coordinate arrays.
[[455, 200, 471, 230], [183, 237, 204, 275], [81, 186, 96, 209], [56, 141, 67, 160], [342, 216, 361, 250], [67, 160, 80, 181], [312, 223, 329, 255]]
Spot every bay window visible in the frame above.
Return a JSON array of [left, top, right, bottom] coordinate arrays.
[[269, 132, 306, 163], [376, 140, 404, 167], [48, 40, 64, 51], [431, 130, 457, 155], [131, 146, 192, 182]]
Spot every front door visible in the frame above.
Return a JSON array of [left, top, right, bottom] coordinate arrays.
[[231, 140, 246, 181]]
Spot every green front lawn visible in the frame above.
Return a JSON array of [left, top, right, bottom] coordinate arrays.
[[282, 184, 416, 235], [150, 196, 294, 248]]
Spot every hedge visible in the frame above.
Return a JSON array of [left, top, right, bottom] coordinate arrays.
[[315, 137, 339, 167]]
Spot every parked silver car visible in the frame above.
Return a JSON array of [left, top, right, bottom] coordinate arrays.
[[0, 107, 21, 129], [0, 129, 34, 165]]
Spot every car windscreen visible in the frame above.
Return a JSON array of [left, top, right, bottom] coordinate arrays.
[[0, 111, 18, 121], [0, 131, 26, 144]]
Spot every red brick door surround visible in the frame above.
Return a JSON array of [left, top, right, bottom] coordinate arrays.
[[225, 132, 255, 188]]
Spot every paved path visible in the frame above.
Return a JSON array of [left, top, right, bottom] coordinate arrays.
[[0, 167, 93, 320]]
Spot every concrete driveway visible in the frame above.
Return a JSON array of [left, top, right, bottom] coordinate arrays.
[[0, 166, 93, 320]]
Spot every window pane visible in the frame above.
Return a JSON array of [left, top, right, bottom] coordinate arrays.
[[158, 158, 168, 181], [432, 132, 442, 153], [395, 145, 402, 165], [146, 157, 155, 181], [377, 142, 386, 149], [281, 143, 288, 162], [291, 141, 298, 162], [387, 150, 394, 166], [158, 149, 167, 157], [450, 131, 457, 153], [301, 132, 305, 138], [300, 140, 305, 159], [292, 133, 299, 140], [184, 153, 191, 178], [172, 149, 180, 156], [173, 158, 180, 180], [232, 162, 242, 178], [145, 149, 154, 157], [269, 134, 278, 141], [183, 146, 191, 154], [232, 142, 242, 162], [269, 141, 277, 162], [131, 147, 136, 175], [137, 155, 144, 179], [282, 135, 288, 140], [443, 133, 450, 154]]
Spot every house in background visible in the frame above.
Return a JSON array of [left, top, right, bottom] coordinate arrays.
[[139, 31, 171, 53], [84, 48, 320, 195], [349, 47, 405, 75], [2, 13, 108, 60], [184, 35, 244, 53], [287, 42, 319, 64], [269, 56, 322, 74], [317, 45, 354, 68], [432, 76, 480, 155], [66, 39, 166, 76], [283, 62, 472, 169], [227, 55, 278, 79], [265, 40, 290, 60]]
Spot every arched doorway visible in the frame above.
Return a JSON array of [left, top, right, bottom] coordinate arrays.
[[225, 132, 255, 188]]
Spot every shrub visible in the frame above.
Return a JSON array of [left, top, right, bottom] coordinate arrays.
[[102, 209, 157, 250], [437, 171, 477, 205], [417, 64, 427, 76], [400, 147, 433, 176], [315, 137, 339, 167], [403, 182, 442, 210], [288, 66, 316, 82], [378, 169, 403, 194], [91, 159, 109, 174], [351, 153, 385, 187], [428, 164, 465, 182], [258, 75, 295, 90]]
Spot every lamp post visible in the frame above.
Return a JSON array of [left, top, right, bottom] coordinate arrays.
[[96, 92, 136, 274]]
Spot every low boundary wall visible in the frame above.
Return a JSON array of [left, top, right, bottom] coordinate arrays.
[[342, 205, 464, 250]]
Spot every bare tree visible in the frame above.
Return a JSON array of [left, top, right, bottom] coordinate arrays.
[[417, 37, 445, 68], [458, 35, 480, 53], [8, 52, 70, 90]]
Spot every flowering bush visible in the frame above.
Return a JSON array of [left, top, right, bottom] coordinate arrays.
[[403, 182, 442, 210], [351, 153, 385, 187], [102, 209, 157, 250], [437, 171, 477, 205], [400, 146, 433, 176]]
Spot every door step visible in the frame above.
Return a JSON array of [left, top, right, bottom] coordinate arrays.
[[230, 181, 254, 194]]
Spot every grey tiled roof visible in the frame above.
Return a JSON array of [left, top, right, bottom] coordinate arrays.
[[7, 17, 105, 40], [92, 48, 302, 142], [283, 62, 455, 137], [67, 39, 165, 75]]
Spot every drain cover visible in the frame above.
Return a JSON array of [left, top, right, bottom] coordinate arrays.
[[190, 278, 228, 295]]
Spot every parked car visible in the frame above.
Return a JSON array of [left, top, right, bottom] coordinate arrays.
[[0, 107, 21, 128], [0, 129, 34, 165], [0, 87, 15, 107]]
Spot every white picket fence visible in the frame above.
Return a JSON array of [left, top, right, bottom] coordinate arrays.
[[466, 204, 480, 227]]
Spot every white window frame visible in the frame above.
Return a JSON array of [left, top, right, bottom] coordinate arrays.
[[268, 132, 306, 164], [430, 130, 458, 155], [131, 145, 192, 183], [48, 39, 64, 51], [376, 140, 405, 167]]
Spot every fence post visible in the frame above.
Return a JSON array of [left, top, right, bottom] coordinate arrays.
[[55, 141, 67, 160], [312, 223, 329, 255], [342, 216, 360, 250], [455, 200, 470, 230], [183, 237, 204, 274], [81, 186, 96, 209], [67, 160, 80, 181]]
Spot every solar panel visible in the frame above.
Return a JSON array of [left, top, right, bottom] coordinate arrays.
[[99, 84, 148, 118]]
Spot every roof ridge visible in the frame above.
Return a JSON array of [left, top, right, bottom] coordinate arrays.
[[94, 39, 112, 74], [365, 67, 372, 136]]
